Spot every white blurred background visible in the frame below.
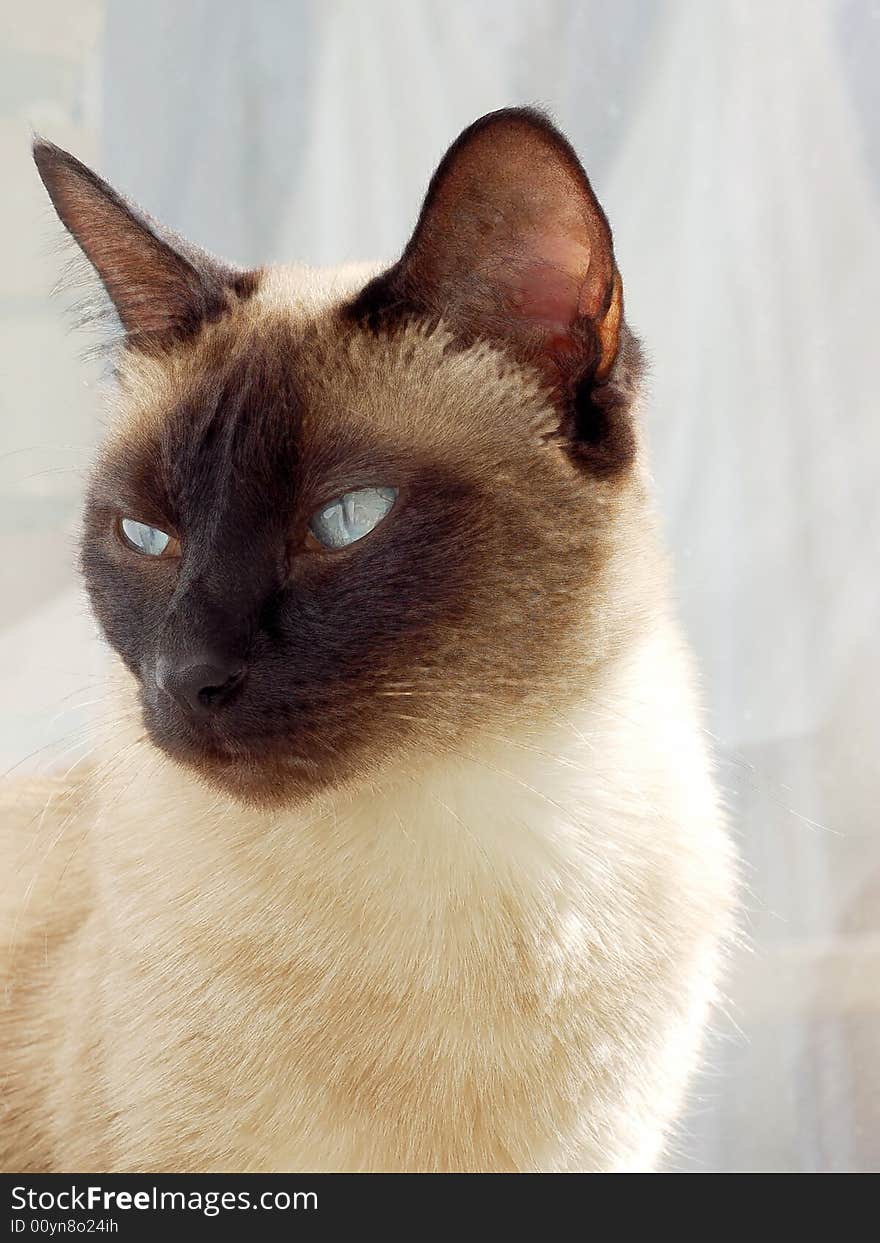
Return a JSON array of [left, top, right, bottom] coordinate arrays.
[[1, 0, 878, 1172]]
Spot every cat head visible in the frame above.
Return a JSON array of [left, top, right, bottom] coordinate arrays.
[[35, 108, 648, 806]]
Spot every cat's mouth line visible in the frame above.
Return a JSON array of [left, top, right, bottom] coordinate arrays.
[[161, 728, 321, 772], [138, 691, 323, 776]]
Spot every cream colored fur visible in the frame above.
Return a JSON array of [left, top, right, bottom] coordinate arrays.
[[1, 264, 735, 1173]]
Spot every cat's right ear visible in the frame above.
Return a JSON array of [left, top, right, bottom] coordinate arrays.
[[347, 109, 624, 388], [33, 139, 256, 347], [345, 109, 641, 476]]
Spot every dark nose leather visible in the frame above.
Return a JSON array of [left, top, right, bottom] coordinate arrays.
[[156, 653, 246, 715]]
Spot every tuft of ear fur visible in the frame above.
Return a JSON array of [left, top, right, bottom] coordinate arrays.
[[349, 108, 639, 475], [33, 139, 257, 348], [350, 108, 623, 380]]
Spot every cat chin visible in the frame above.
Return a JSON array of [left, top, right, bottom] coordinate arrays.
[[144, 721, 329, 808], [171, 746, 329, 808]]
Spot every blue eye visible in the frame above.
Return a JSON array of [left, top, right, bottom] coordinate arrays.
[[309, 487, 397, 549], [120, 517, 173, 557]]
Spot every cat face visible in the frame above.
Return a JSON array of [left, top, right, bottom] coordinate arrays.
[[35, 110, 645, 805]]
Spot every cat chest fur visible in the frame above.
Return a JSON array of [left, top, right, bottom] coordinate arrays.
[[57, 650, 731, 1172]]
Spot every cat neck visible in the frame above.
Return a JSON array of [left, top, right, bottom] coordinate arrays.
[[93, 626, 699, 978]]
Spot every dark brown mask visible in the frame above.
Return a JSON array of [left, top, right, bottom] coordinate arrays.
[[34, 108, 646, 805]]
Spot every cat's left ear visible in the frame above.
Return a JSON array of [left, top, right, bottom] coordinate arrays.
[[33, 139, 255, 347], [349, 108, 625, 390]]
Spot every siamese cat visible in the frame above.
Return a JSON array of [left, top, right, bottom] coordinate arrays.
[[1, 109, 734, 1172]]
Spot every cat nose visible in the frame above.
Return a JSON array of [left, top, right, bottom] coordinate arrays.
[[156, 653, 247, 715]]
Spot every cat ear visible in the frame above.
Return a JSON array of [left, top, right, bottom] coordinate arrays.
[[33, 139, 255, 346], [349, 108, 623, 386]]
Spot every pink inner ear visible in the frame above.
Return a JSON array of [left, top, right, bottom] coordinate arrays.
[[502, 232, 592, 336], [369, 112, 622, 377]]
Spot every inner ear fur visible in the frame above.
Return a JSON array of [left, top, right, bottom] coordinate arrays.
[[33, 139, 257, 347], [348, 107, 639, 474]]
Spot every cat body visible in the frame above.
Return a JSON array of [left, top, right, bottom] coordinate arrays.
[[1, 112, 734, 1171]]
